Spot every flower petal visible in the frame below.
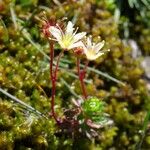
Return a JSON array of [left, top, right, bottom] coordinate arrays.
[[82, 43, 88, 54], [68, 41, 84, 49], [85, 50, 104, 60], [93, 52, 104, 60], [94, 40, 105, 53], [49, 26, 62, 41], [73, 32, 86, 43], [91, 49, 110, 60], [87, 37, 92, 47], [66, 21, 74, 35]]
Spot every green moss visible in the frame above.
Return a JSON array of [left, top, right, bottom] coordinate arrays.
[[0, 0, 149, 149]]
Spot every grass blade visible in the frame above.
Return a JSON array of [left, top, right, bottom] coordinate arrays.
[[136, 110, 150, 149], [0, 87, 47, 119]]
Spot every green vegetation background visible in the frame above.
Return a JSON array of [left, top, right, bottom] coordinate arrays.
[[0, 0, 150, 149]]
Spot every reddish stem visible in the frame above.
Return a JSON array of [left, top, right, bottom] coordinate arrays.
[[77, 58, 88, 99], [54, 51, 64, 80], [50, 41, 54, 79], [49, 41, 57, 122], [49, 41, 63, 124]]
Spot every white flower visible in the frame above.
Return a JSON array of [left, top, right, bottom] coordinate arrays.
[[49, 21, 86, 50], [82, 37, 110, 61]]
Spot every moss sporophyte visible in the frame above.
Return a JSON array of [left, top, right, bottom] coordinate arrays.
[[42, 19, 111, 131]]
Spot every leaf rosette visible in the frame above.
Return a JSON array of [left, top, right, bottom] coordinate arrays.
[[82, 97, 105, 117]]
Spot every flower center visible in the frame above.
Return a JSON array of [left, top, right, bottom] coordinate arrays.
[[61, 34, 74, 48], [88, 49, 95, 55], [86, 49, 96, 60]]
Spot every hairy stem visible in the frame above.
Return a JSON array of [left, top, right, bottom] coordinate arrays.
[[77, 58, 88, 99]]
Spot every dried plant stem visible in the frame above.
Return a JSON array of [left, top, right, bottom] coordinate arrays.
[[77, 58, 88, 99]]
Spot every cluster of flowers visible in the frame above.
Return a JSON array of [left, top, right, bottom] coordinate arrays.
[[42, 19, 112, 134], [47, 21, 109, 60]]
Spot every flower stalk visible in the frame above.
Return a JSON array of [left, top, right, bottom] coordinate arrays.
[[77, 58, 88, 99], [49, 41, 63, 124]]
